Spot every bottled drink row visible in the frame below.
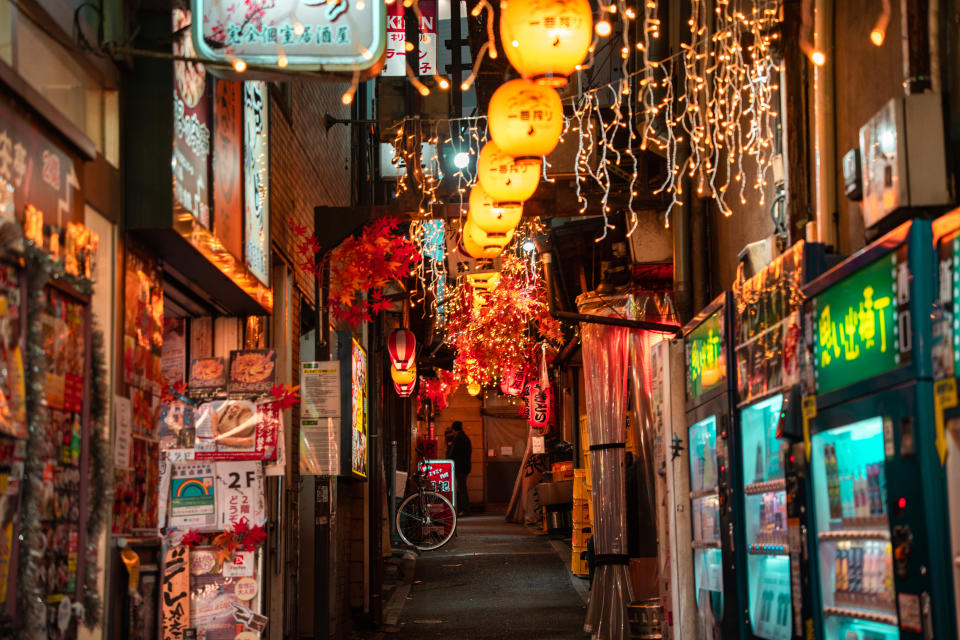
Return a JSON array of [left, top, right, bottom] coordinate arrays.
[[823, 444, 888, 522], [832, 540, 895, 610]]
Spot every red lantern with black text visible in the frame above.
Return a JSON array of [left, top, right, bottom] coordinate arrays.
[[526, 380, 553, 431], [388, 328, 417, 370], [500, 366, 527, 396]]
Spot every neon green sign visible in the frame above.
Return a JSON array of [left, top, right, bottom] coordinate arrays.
[[687, 310, 726, 401], [813, 253, 900, 394]]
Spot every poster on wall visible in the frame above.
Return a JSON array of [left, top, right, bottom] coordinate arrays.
[[0, 264, 25, 439], [214, 460, 266, 529], [173, 8, 212, 228], [193, 400, 279, 461], [161, 545, 190, 640], [169, 460, 217, 529], [351, 339, 367, 478], [227, 349, 276, 397], [243, 81, 269, 286], [188, 547, 266, 640], [189, 356, 227, 400], [161, 318, 187, 386]]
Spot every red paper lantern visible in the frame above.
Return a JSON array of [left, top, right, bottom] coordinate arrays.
[[394, 380, 416, 397], [500, 366, 527, 396], [388, 328, 417, 370], [526, 381, 553, 431]]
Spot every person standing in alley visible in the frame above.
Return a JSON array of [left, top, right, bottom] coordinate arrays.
[[448, 421, 472, 517]]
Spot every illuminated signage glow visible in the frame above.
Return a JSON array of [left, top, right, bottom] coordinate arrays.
[[687, 309, 726, 402], [812, 252, 903, 394], [351, 338, 368, 478]]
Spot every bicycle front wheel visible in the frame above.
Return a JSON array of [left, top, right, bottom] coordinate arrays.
[[396, 491, 457, 551]]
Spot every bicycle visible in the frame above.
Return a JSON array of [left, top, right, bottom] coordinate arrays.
[[395, 456, 458, 551]]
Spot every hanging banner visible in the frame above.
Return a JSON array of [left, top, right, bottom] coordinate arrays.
[[212, 80, 243, 261], [114, 395, 133, 470], [191, 0, 386, 73], [173, 9, 212, 228], [383, 0, 437, 76], [351, 340, 368, 478], [526, 381, 553, 433], [243, 81, 270, 286]]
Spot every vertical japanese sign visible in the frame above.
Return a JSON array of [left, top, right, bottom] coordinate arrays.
[[383, 0, 437, 76], [812, 252, 901, 394], [351, 339, 368, 478], [213, 80, 243, 260], [161, 545, 190, 640], [173, 9, 212, 228], [243, 81, 270, 286]]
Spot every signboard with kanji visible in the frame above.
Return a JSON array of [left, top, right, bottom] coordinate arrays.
[[418, 459, 455, 508], [161, 546, 190, 640], [191, 0, 387, 73], [383, 0, 437, 76], [812, 251, 903, 394]]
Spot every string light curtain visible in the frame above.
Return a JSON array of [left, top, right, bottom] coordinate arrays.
[[580, 300, 634, 639]]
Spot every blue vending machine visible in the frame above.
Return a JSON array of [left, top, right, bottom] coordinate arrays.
[[732, 241, 824, 640], [799, 219, 954, 639], [683, 292, 745, 640]]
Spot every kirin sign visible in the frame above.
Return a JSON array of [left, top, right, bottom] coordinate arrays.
[[191, 0, 387, 74]]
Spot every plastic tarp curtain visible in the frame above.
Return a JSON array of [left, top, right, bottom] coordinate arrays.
[[581, 315, 635, 638]]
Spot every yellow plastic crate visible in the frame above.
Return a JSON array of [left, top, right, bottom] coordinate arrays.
[[573, 525, 593, 547], [572, 545, 589, 576], [573, 499, 592, 524]]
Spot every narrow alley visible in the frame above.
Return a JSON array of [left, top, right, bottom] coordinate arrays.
[[384, 515, 589, 639]]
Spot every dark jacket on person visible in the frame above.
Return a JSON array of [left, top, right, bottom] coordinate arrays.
[[449, 430, 472, 475]]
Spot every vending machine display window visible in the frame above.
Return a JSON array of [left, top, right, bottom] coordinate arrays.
[[740, 395, 791, 640], [688, 414, 723, 621], [810, 417, 898, 639]]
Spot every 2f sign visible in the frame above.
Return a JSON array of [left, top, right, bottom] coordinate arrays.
[[228, 470, 257, 489]]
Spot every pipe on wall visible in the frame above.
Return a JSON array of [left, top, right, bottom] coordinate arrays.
[[812, 0, 837, 250]]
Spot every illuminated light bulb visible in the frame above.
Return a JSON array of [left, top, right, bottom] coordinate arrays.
[[419, 86, 430, 96], [357, 0, 365, 8], [870, 28, 885, 46], [342, 90, 355, 105], [293, 22, 305, 36], [232, 58, 247, 72], [811, 50, 825, 66], [277, 54, 288, 68], [512, 39, 520, 47], [405, 41, 414, 52], [454, 152, 470, 169], [438, 77, 450, 89]]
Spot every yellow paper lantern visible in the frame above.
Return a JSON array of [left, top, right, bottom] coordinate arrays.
[[468, 184, 523, 233], [467, 382, 482, 396], [461, 227, 505, 260], [500, 0, 593, 86], [391, 364, 417, 385], [488, 79, 564, 163], [466, 272, 501, 291], [464, 218, 514, 252], [477, 142, 541, 204]]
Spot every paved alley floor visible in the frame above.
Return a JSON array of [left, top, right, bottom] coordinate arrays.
[[386, 514, 590, 639]]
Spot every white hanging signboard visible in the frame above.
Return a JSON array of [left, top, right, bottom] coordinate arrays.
[[191, 0, 387, 73], [382, 0, 437, 76], [300, 361, 342, 475], [215, 460, 266, 529]]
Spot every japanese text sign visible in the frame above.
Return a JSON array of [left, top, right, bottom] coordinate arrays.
[[686, 309, 726, 402], [383, 0, 437, 76], [243, 82, 270, 286], [418, 459, 455, 507], [162, 546, 190, 640], [191, 0, 386, 72], [812, 251, 904, 394]]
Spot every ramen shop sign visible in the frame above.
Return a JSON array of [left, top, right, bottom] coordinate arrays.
[[191, 0, 387, 73]]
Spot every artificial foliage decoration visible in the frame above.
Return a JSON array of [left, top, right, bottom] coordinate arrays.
[[417, 369, 460, 413], [445, 254, 562, 389], [266, 383, 301, 413], [292, 217, 421, 328], [181, 529, 205, 547]]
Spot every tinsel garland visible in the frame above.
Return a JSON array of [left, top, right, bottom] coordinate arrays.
[[84, 323, 113, 628], [16, 243, 110, 638]]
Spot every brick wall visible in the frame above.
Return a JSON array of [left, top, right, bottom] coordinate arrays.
[[270, 81, 352, 302]]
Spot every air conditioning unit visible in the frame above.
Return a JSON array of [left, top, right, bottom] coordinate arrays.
[[858, 93, 949, 228]]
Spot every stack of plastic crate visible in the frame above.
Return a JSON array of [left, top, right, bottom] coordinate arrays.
[[572, 468, 592, 575]]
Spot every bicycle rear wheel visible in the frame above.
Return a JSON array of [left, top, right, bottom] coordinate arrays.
[[396, 491, 457, 551]]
